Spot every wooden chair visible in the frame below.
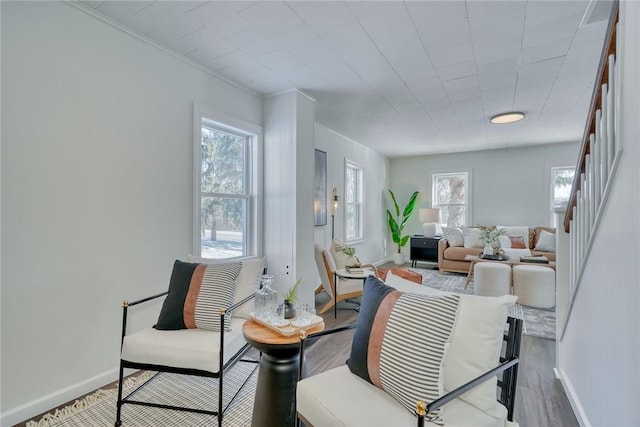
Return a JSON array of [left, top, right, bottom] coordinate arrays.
[[313, 244, 378, 315]]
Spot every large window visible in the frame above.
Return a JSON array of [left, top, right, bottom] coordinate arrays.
[[345, 160, 363, 242], [195, 111, 260, 259], [550, 167, 575, 227], [432, 172, 469, 227]]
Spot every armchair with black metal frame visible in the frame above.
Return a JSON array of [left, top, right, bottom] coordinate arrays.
[[296, 316, 522, 427]]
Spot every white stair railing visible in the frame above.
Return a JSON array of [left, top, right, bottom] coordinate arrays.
[[561, 4, 621, 338]]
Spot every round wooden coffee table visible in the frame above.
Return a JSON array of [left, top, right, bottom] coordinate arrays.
[[243, 318, 324, 427]]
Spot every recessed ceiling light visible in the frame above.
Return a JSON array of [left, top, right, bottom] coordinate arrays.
[[490, 112, 525, 124]]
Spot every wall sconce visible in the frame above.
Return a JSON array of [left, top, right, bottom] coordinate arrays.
[[331, 188, 339, 240]]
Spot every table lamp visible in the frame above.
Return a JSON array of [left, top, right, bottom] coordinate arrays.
[[419, 208, 440, 238]]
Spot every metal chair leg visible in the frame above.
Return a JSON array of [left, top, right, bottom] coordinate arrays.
[[114, 361, 125, 426]]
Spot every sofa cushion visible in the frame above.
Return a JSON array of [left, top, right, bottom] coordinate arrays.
[[532, 227, 555, 248], [443, 293, 517, 415], [463, 227, 484, 248], [384, 272, 517, 415], [531, 250, 556, 262], [121, 317, 247, 374], [508, 236, 527, 249], [444, 246, 480, 261], [497, 235, 527, 249], [187, 256, 265, 319], [442, 227, 464, 247], [297, 365, 508, 427], [497, 226, 531, 249], [330, 238, 348, 269], [497, 235, 511, 248], [534, 230, 556, 252], [347, 277, 460, 423], [155, 260, 240, 331], [502, 248, 532, 259]]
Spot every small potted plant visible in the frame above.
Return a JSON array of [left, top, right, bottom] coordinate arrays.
[[343, 247, 360, 268], [386, 189, 419, 265], [283, 278, 302, 319]]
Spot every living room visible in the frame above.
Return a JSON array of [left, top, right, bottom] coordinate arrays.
[[2, 1, 639, 427]]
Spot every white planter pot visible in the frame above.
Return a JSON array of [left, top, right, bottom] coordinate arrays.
[[393, 252, 405, 265], [483, 245, 494, 256]]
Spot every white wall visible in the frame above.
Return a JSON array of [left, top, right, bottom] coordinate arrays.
[[0, 2, 262, 425], [388, 142, 579, 256], [558, 2, 640, 426], [313, 124, 389, 265]]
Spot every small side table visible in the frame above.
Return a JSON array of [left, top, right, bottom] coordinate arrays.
[[243, 319, 324, 427], [334, 268, 374, 319], [410, 235, 441, 267]]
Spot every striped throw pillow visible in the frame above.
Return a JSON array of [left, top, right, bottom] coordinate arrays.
[[348, 277, 460, 424], [155, 260, 241, 332]]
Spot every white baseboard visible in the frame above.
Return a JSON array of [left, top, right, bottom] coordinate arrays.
[[0, 367, 120, 426], [556, 367, 591, 427]]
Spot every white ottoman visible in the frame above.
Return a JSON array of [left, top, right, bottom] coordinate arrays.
[[474, 262, 512, 296], [512, 265, 555, 308]]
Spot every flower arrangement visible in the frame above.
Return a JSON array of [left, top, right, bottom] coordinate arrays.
[[480, 226, 506, 246]]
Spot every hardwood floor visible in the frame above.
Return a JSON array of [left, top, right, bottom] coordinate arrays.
[[305, 300, 579, 427]]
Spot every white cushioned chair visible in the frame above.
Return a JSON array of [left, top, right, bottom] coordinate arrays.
[[314, 243, 378, 315], [114, 258, 264, 427], [297, 272, 523, 427]]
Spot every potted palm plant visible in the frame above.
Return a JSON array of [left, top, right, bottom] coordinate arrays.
[[386, 190, 419, 265]]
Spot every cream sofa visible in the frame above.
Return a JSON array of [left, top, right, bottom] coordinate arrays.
[[438, 227, 556, 275]]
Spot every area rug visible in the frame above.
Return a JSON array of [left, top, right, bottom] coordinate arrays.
[[26, 360, 258, 427], [410, 267, 556, 340]]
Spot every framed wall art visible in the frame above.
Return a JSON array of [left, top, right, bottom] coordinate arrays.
[[314, 149, 327, 226]]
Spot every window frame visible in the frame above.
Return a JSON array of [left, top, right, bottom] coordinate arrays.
[[549, 165, 575, 228], [344, 158, 364, 244], [193, 105, 263, 260], [431, 170, 472, 227]]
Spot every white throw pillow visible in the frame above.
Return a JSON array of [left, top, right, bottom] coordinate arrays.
[[535, 230, 556, 252], [384, 271, 518, 415], [442, 227, 464, 247], [330, 239, 348, 270], [497, 226, 530, 249], [187, 255, 265, 319], [498, 235, 511, 248], [443, 294, 517, 415], [462, 227, 484, 248], [502, 248, 532, 259]]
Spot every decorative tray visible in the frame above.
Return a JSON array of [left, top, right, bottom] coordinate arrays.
[[250, 312, 323, 337], [519, 256, 550, 264], [479, 253, 510, 261]]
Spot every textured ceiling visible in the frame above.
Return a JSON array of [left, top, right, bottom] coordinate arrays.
[[77, 1, 613, 157]]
